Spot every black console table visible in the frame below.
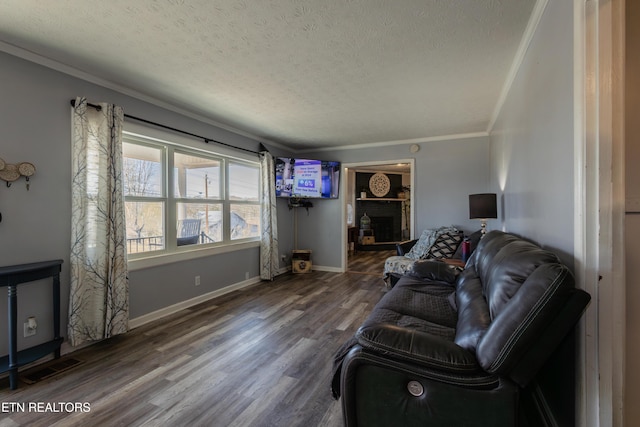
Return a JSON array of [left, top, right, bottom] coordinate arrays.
[[0, 259, 63, 390]]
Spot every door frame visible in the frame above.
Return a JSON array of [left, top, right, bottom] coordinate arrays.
[[575, 0, 626, 425], [340, 159, 416, 272]]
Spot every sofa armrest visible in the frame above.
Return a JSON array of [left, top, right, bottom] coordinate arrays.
[[396, 239, 417, 256], [356, 323, 479, 373], [340, 346, 515, 427]]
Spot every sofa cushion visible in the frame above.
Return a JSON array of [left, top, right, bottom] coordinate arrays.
[[454, 269, 491, 353], [475, 263, 577, 379], [371, 276, 458, 334], [407, 260, 459, 284], [356, 323, 480, 373], [470, 232, 560, 319]]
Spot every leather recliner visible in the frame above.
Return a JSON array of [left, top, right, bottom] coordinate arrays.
[[332, 230, 591, 426]]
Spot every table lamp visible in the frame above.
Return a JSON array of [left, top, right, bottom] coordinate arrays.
[[469, 193, 497, 237]]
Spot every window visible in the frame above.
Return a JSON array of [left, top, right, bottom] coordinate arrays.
[[123, 142, 165, 254], [123, 133, 260, 258], [229, 162, 260, 240]]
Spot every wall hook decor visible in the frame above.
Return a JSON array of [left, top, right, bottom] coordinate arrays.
[[18, 162, 35, 190], [0, 158, 36, 189]]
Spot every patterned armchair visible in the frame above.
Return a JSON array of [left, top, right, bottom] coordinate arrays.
[[382, 227, 464, 288]]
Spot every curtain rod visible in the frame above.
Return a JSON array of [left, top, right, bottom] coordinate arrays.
[[69, 99, 261, 155]]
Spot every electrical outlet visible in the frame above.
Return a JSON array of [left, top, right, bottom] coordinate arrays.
[[24, 322, 36, 337], [281, 254, 287, 261], [195, 275, 201, 286], [245, 272, 250, 280]]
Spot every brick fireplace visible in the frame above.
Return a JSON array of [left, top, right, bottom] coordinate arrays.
[[355, 172, 406, 244], [356, 201, 403, 242], [370, 216, 395, 242]]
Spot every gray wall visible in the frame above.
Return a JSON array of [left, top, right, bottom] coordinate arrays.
[[0, 52, 271, 355], [300, 136, 491, 268], [488, 0, 575, 268]]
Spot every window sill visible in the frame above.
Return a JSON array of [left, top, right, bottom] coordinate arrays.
[[127, 240, 260, 271]]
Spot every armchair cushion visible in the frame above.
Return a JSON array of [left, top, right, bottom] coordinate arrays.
[[383, 256, 417, 285], [384, 226, 461, 287], [177, 235, 199, 246]]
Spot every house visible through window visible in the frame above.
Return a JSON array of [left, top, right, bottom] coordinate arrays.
[[123, 133, 260, 257]]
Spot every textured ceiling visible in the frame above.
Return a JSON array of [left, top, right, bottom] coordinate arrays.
[[0, 0, 536, 150]]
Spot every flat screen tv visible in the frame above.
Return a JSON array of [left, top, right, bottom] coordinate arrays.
[[275, 157, 341, 199]]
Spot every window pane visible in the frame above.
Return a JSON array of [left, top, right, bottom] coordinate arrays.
[[229, 162, 259, 201], [230, 204, 260, 240], [125, 201, 164, 253], [174, 153, 220, 199], [177, 203, 222, 244], [123, 142, 163, 197]]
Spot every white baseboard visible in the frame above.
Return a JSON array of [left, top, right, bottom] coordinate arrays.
[[129, 275, 262, 329], [312, 265, 343, 273], [129, 266, 339, 330]]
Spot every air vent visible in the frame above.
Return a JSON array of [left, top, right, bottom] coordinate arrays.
[[20, 358, 84, 384]]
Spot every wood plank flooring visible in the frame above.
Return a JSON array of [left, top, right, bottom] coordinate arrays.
[[347, 249, 395, 275], [0, 252, 391, 427]]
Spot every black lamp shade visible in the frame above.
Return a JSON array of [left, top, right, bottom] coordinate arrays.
[[469, 193, 497, 219]]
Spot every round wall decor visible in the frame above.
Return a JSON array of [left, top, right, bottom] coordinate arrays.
[[0, 164, 20, 183], [18, 162, 36, 177], [369, 172, 390, 197]]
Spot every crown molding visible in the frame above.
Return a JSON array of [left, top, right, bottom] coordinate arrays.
[[0, 40, 289, 150], [0, 40, 491, 154], [486, 0, 549, 133], [297, 131, 489, 153]]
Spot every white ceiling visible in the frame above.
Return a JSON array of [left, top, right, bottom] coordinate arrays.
[[0, 0, 536, 151]]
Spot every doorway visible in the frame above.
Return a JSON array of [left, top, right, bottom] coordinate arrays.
[[341, 159, 415, 274]]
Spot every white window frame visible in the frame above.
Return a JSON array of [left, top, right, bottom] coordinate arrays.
[[123, 122, 261, 271]]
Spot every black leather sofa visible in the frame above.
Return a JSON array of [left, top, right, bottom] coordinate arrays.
[[331, 230, 591, 426]]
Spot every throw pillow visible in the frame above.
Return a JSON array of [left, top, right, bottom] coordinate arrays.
[[405, 228, 440, 260], [426, 231, 463, 259]]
